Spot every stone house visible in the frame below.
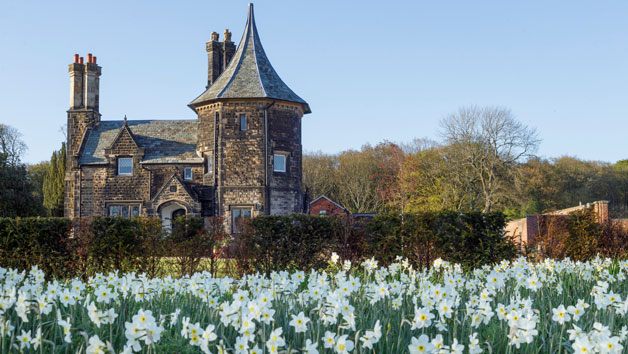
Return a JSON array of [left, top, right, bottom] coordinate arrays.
[[64, 4, 310, 232]]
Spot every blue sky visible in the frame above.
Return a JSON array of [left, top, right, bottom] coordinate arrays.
[[0, 1, 627, 164]]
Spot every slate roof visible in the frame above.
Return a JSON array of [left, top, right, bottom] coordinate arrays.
[[189, 3, 311, 114], [79, 120, 202, 165]]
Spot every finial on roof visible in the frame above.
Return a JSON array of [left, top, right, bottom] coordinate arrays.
[[123, 115, 127, 125], [247, 3, 255, 26]]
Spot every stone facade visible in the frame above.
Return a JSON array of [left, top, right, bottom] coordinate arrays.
[[64, 4, 310, 232]]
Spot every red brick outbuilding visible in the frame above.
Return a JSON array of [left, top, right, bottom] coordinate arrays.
[[309, 195, 349, 216]]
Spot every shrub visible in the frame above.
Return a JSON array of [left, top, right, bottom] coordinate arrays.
[[234, 214, 338, 274], [165, 216, 227, 276], [87, 217, 146, 274], [598, 220, 628, 259], [565, 208, 602, 261], [366, 212, 517, 269], [0, 217, 74, 279]]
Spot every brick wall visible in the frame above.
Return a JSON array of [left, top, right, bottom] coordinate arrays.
[[309, 196, 348, 216]]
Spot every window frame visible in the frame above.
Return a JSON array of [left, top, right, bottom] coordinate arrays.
[[273, 153, 287, 173], [107, 204, 141, 218], [117, 157, 133, 176], [184, 167, 192, 180], [240, 114, 247, 131], [231, 206, 252, 234]]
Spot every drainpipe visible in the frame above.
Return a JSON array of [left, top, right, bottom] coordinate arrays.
[[214, 110, 220, 217], [263, 99, 276, 215]]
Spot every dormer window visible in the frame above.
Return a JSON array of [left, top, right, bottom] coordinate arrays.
[[184, 168, 192, 180], [240, 114, 247, 131], [118, 157, 133, 175]]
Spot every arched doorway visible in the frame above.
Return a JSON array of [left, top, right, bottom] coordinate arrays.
[[158, 201, 188, 229]]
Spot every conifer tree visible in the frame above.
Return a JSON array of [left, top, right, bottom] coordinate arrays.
[[43, 143, 66, 216]]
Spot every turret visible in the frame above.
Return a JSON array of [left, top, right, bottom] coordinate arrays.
[[191, 3, 310, 232]]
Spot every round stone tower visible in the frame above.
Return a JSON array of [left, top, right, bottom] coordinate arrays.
[[189, 3, 311, 233]]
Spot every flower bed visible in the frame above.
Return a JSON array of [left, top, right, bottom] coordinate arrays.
[[0, 255, 626, 353]]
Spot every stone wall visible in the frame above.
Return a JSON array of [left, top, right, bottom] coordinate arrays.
[[505, 200, 610, 248]]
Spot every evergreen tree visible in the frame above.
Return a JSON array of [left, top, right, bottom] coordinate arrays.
[[0, 153, 43, 217], [43, 143, 66, 216]]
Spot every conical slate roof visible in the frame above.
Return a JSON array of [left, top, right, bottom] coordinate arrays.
[[190, 3, 311, 114]]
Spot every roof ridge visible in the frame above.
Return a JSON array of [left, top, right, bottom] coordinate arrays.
[[216, 5, 252, 98], [249, 4, 268, 97]]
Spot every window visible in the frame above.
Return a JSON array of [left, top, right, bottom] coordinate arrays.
[[231, 207, 252, 233], [273, 153, 286, 172], [109, 205, 120, 217], [118, 157, 133, 175], [206, 156, 213, 173], [108, 204, 140, 218], [319, 209, 327, 216], [184, 168, 192, 180], [240, 114, 246, 131]]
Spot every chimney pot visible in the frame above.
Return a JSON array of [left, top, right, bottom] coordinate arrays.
[[87, 53, 93, 63], [210, 31, 219, 41], [224, 29, 232, 41], [93, 56, 97, 64], [79, 57, 84, 64], [74, 54, 79, 63]]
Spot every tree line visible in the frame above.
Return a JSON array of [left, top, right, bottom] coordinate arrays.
[[0, 123, 65, 217], [304, 106, 628, 219], [3, 104, 628, 220]]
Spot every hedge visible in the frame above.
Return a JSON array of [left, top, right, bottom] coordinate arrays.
[[0, 217, 73, 279], [0, 216, 220, 279], [233, 212, 518, 273], [0, 212, 562, 278]]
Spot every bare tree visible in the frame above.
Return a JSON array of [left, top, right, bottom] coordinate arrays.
[[398, 137, 439, 154], [0, 123, 27, 166], [303, 151, 338, 200], [440, 106, 540, 213], [335, 147, 382, 213]]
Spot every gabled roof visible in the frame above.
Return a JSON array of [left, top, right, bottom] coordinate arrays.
[[309, 195, 347, 212], [79, 120, 203, 165], [189, 3, 311, 114], [106, 117, 139, 151], [152, 173, 198, 204]]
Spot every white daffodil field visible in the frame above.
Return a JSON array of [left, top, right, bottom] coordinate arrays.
[[0, 255, 627, 353]]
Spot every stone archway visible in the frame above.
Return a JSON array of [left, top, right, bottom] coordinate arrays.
[[158, 201, 189, 229]]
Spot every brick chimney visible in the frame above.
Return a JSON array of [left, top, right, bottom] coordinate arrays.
[[205, 29, 236, 88]]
